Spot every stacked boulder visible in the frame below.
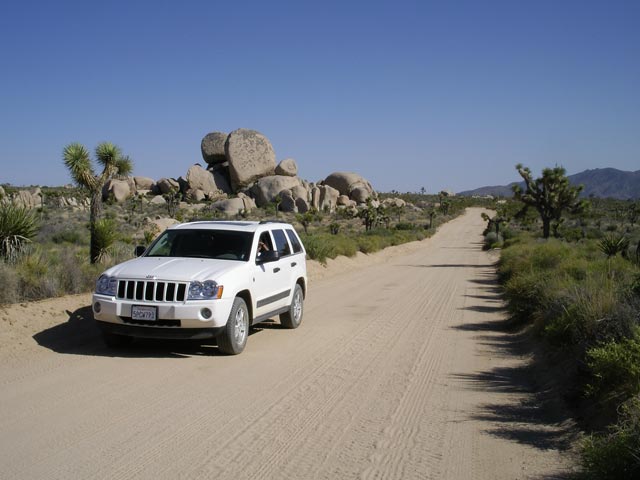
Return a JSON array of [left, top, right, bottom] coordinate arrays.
[[96, 128, 379, 216]]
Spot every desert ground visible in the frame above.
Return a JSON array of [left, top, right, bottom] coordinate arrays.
[[0, 208, 576, 479]]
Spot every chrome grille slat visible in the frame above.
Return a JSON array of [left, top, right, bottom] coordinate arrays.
[[116, 280, 187, 302]]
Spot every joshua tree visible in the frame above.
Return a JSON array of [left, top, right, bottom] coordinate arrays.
[[512, 164, 585, 239], [428, 209, 436, 229], [481, 210, 508, 236], [296, 209, 321, 234], [63, 142, 132, 263]]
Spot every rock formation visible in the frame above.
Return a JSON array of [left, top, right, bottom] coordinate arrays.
[[225, 129, 276, 191], [275, 158, 298, 177], [200, 132, 228, 165]]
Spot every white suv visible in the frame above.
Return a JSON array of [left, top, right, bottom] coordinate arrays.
[[92, 220, 307, 355]]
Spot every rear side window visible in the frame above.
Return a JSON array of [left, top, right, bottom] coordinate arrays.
[[272, 229, 291, 257], [286, 229, 303, 254]]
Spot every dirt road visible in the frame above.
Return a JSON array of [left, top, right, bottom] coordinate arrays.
[[0, 209, 573, 479]]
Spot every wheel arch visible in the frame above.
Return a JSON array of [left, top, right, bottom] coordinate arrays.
[[235, 289, 253, 321]]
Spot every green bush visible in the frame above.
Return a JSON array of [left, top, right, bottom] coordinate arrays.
[[16, 249, 58, 300], [581, 397, 640, 479], [587, 335, 640, 401], [0, 263, 19, 304], [300, 234, 334, 264], [483, 232, 503, 250], [51, 229, 88, 245]]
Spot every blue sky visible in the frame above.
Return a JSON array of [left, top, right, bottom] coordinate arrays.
[[1, 0, 638, 193]]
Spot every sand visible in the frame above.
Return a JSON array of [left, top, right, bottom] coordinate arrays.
[[0, 208, 575, 479]]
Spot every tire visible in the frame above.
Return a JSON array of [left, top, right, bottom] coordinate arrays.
[[102, 331, 134, 348], [280, 284, 304, 329], [217, 297, 249, 355]]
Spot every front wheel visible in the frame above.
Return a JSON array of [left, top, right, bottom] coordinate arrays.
[[280, 284, 304, 329], [217, 297, 249, 355]]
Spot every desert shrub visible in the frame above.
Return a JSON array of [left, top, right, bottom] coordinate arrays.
[[395, 222, 416, 230], [581, 396, 640, 479], [561, 227, 584, 243], [300, 234, 333, 264], [51, 229, 89, 245], [0, 263, 19, 304], [586, 335, 640, 402], [357, 235, 385, 254], [483, 232, 503, 250], [54, 248, 103, 295], [16, 249, 59, 300], [0, 203, 39, 263]]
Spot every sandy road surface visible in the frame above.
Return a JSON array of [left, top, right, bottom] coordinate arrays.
[[0, 209, 574, 479]]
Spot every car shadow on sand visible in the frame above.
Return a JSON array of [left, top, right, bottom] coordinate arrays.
[[32, 306, 264, 358]]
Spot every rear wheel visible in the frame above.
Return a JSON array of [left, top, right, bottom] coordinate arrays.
[[101, 331, 134, 348], [280, 284, 304, 329], [217, 297, 249, 355]]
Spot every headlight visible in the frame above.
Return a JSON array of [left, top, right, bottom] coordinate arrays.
[[188, 280, 223, 300], [96, 275, 118, 296]]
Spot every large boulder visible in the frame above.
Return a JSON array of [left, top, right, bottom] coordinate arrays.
[[201, 132, 228, 165], [185, 164, 225, 199], [323, 172, 376, 203], [250, 175, 301, 207], [295, 197, 309, 213], [103, 178, 135, 203], [351, 187, 371, 204], [318, 185, 339, 212], [209, 166, 233, 195], [310, 186, 320, 210], [279, 191, 297, 213], [134, 176, 155, 190], [225, 129, 276, 191], [291, 185, 309, 201], [211, 197, 246, 216], [156, 178, 180, 195], [144, 217, 179, 235], [275, 158, 298, 177], [13, 190, 42, 208]]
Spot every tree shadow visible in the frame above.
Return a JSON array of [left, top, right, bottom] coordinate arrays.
[[450, 263, 579, 470], [32, 305, 263, 358]]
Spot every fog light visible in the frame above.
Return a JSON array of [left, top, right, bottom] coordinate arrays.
[[201, 308, 212, 319], [93, 302, 101, 313]]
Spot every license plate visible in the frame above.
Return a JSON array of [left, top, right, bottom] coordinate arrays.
[[131, 305, 157, 321]]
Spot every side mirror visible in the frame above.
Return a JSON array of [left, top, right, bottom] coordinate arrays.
[[257, 250, 280, 264], [135, 245, 146, 257]]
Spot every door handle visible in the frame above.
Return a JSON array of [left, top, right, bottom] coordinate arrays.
[[291, 262, 297, 267], [273, 267, 281, 273]]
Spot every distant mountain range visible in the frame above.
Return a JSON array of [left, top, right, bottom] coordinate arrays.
[[458, 168, 640, 200]]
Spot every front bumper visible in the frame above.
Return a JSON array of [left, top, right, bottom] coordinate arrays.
[[92, 294, 234, 337], [96, 320, 224, 340]]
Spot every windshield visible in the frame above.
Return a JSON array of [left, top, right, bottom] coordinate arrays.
[[146, 229, 253, 261]]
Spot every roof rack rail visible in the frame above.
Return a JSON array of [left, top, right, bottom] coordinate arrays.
[[259, 219, 283, 224]]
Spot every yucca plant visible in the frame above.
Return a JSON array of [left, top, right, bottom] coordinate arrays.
[[0, 203, 39, 263], [93, 218, 118, 263], [599, 233, 630, 259]]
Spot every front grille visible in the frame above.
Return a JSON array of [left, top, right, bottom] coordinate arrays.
[[117, 280, 188, 302]]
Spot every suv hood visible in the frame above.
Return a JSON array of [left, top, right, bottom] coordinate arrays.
[[103, 257, 243, 282]]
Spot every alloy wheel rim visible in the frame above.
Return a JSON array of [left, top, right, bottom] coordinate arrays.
[[234, 308, 247, 344], [293, 291, 302, 323]]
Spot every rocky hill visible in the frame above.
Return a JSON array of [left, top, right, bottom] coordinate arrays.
[[458, 168, 640, 200]]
